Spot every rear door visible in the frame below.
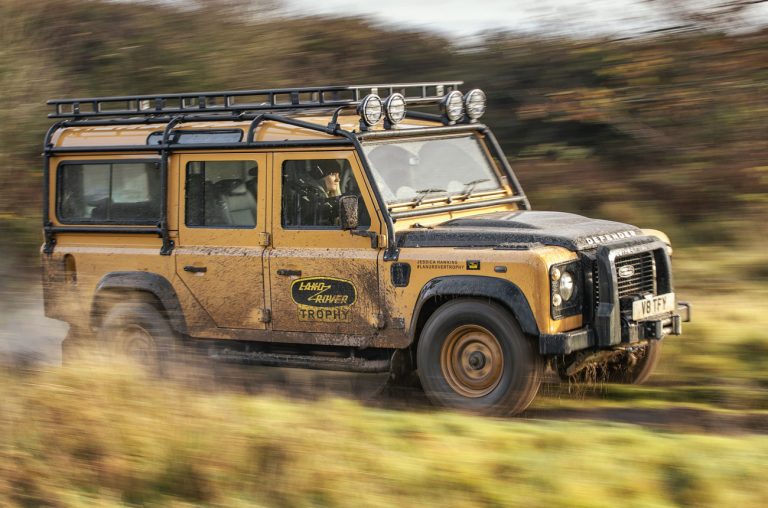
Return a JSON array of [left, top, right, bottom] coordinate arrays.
[[267, 151, 382, 336], [175, 153, 269, 329]]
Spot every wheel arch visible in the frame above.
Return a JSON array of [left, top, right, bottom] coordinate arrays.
[[408, 276, 540, 346], [91, 272, 187, 334]]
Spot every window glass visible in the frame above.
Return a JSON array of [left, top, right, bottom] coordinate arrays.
[[281, 159, 370, 228], [57, 162, 160, 223], [147, 130, 243, 146], [185, 161, 257, 228], [362, 135, 502, 204]]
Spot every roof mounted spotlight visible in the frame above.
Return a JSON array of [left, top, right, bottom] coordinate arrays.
[[464, 89, 487, 122], [358, 94, 383, 130], [383, 93, 407, 129], [440, 90, 464, 125]]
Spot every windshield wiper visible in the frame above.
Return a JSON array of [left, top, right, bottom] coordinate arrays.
[[457, 178, 490, 200], [413, 188, 446, 206]]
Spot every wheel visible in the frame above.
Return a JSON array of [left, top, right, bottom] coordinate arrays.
[[417, 299, 543, 416], [604, 340, 663, 384], [98, 302, 176, 375]]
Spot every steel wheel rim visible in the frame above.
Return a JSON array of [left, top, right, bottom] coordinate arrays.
[[116, 325, 157, 366], [440, 324, 504, 398]]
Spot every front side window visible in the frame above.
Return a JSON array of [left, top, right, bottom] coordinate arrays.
[[281, 158, 370, 228], [185, 160, 258, 228], [57, 161, 160, 223], [362, 135, 502, 205]]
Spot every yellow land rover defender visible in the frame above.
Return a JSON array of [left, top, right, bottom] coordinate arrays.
[[41, 82, 690, 415]]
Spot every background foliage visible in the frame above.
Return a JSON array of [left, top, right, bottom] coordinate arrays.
[[1, 0, 767, 248]]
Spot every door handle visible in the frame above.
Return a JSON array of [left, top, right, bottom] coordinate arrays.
[[184, 265, 207, 274], [277, 269, 302, 277]]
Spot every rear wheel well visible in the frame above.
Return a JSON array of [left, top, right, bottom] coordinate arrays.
[[91, 289, 167, 330]]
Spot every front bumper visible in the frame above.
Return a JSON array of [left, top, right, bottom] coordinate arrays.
[[539, 301, 691, 355]]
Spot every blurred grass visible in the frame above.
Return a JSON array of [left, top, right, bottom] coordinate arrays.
[[0, 363, 766, 507], [1, 243, 767, 506]]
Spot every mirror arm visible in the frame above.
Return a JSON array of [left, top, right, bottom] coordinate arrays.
[[350, 229, 379, 248]]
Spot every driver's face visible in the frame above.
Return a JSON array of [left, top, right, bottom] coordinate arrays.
[[321, 172, 341, 197]]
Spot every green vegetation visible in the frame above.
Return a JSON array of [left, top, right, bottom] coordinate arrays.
[[0, 363, 766, 507], [1, 0, 767, 244]]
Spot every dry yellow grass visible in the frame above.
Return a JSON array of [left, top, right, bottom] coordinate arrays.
[[0, 362, 766, 507]]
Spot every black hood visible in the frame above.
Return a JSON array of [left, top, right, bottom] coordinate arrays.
[[396, 211, 645, 251]]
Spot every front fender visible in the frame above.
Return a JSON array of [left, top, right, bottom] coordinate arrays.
[[409, 275, 539, 340]]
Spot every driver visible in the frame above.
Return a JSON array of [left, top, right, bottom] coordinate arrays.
[[310, 159, 342, 197]]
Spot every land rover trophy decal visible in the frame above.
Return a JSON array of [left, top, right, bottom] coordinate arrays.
[[290, 277, 357, 323]]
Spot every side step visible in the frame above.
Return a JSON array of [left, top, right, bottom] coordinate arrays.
[[206, 343, 392, 374]]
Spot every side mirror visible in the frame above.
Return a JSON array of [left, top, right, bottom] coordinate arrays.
[[339, 195, 359, 230]]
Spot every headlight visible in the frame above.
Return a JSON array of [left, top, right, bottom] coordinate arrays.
[[440, 90, 464, 123], [550, 261, 582, 319], [464, 89, 486, 121], [358, 94, 383, 127], [384, 93, 407, 125], [559, 271, 574, 301]]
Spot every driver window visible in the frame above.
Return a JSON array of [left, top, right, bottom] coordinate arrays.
[[281, 158, 370, 228]]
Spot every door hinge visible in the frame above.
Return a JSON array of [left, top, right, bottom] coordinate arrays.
[[259, 232, 271, 247], [259, 309, 272, 323]]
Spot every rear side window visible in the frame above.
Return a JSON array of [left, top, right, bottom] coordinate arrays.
[[57, 161, 161, 224], [185, 160, 258, 228]]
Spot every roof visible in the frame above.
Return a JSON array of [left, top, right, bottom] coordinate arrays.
[[50, 113, 442, 149]]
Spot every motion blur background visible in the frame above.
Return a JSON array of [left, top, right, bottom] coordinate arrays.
[[0, 0, 767, 505]]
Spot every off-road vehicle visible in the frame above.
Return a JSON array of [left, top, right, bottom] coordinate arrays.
[[41, 82, 690, 415]]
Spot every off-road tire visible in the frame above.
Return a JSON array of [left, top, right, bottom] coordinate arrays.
[[605, 340, 663, 384], [417, 299, 543, 416], [558, 340, 663, 385], [98, 302, 176, 375]]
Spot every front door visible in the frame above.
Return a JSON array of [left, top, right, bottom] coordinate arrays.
[[175, 153, 269, 329], [268, 151, 382, 336]]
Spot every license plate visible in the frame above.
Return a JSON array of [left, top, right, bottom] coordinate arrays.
[[632, 293, 676, 320]]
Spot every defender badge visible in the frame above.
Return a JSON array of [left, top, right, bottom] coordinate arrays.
[[618, 265, 636, 279]]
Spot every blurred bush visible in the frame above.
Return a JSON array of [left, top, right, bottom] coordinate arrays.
[[1, 0, 766, 246]]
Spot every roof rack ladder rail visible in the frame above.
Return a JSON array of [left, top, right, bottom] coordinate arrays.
[[47, 82, 467, 119], [42, 121, 68, 254], [158, 116, 183, 255]]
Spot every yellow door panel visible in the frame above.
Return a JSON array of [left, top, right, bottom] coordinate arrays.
[[175, 153, 268, 330], [268, 249, 380, 334], [269, 151, 382, 336]]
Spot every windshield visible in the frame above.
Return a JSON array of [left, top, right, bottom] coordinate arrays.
[[362, 135, 503, 205]]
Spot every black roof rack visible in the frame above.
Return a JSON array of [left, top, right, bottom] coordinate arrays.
[[47, 82, 463, 119]]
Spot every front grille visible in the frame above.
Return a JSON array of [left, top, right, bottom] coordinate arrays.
[[592, 250, 658, 308], [615, 251, 656, 297]]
